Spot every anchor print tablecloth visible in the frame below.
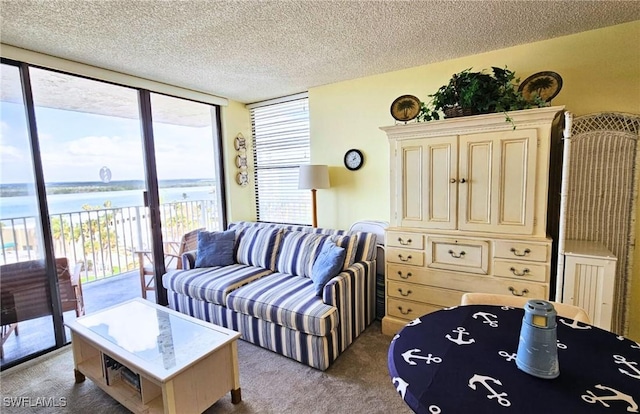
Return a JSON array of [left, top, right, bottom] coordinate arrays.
[[388, 305, 640, 413]]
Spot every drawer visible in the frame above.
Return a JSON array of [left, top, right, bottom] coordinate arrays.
[[387, 297, 443, 321], [387, 264, 430, 285], [387, 247, 425, 266], [387, 231, 424, 250], [388, 280, 464, 306], [485, 279, 547, 299], [493, 260, 549, 283], [494, 240, 549, 262], [388, 265, 548, 299], [427, 237, 488, 274]]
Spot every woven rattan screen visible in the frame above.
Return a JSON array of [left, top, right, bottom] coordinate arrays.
[[565, 112, 640, 335]]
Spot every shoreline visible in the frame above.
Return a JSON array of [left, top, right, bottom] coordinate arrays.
[[0, 179, 215, 197]]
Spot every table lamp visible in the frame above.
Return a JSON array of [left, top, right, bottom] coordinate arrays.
[[298, 164, 330, 227]]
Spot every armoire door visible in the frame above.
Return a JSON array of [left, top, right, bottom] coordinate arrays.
[[396, 137, 457, 229], [458, 129, 537, 234]]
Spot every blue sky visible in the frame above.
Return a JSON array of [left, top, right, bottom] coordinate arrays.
[[0, 101, 216, 184]]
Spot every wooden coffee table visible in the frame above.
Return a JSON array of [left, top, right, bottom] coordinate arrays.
[[66, 298, 241, 413]]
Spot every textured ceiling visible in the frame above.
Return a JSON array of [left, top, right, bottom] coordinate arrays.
[[1, 1, 640, 104]]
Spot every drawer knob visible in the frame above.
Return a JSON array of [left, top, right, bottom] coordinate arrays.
[[448, 249, 466, 259], [510, 247, 531, 257], [398, 288, 412, 297], [398, 254, 412, 262], [450, 178, 457, 183], [398, 306, 413, 315], [397, 271, 412, 279], [459, 178, 467, 183], [510, 267, 530, 277], [508, 286, 530, 297], [398, 237, 412, 246]]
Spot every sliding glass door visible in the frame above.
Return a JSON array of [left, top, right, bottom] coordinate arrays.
[[0, 60, 225, 369], [0, 63, 56, 365], [149, 92, 225, 241], [28, 67, 150, 310]]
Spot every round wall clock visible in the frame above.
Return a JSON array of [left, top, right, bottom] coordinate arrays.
[[390, 95, 421, 122], [344, 149, 364, 171]]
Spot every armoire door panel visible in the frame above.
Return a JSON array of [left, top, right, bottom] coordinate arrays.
[[398, 142, 426, 226], [459, 130, 536, 233], [426, 137, 457, 229], [397, 137, 457, 229], [459, 138, 493, 230], [495, 130, 536, 234]]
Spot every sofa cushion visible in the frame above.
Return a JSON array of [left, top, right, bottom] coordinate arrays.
[[194, 229, 235, 268], [276, 230, 356, 278], [311, 241, 346, 296], [337, 233, 358, 269], [275, 231, 325, 278], [226, 272, 338, 337], [235, 227, 283, 270], [229, 221, 376, 262], [351, 231, 377, 262], [162, 264, 272, 306]]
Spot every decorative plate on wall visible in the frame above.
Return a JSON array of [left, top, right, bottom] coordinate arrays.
[[390, 95, 421, 122], [518, 71, 563, 103]]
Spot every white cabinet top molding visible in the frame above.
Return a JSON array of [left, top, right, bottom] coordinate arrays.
[[380, 106, 565, 139]]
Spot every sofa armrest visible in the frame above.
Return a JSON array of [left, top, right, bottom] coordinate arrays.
[[322, 259, 376, 352], [182, 250, 197, 270]]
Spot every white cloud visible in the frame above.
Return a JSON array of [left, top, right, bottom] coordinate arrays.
[[38, 132, 54, 141], [0, 144, 24, 160], [41, 135, 145, 182], [2, 124, 218, 183], [0, 145, 31, 183], [150, 129, 216, 180]]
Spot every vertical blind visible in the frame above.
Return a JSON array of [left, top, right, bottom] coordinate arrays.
[[250, 97, 311, 224]]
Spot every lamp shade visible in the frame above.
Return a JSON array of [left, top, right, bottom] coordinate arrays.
[[298, 165, 330, 190]]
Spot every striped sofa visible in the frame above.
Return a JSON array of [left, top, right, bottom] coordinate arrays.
[[162, 221, 377, 370]]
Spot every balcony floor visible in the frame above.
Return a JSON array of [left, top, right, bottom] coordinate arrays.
[[1, 270, 156, 368]]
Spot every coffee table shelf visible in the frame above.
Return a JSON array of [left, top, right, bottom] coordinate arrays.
[[72, 336, 164, 412], [66, 298, 241, 414]]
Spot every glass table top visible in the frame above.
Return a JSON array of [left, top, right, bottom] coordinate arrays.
[[76, 300, 232, 373]]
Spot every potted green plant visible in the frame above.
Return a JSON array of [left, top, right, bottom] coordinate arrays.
[[417, 67, 547, 126]]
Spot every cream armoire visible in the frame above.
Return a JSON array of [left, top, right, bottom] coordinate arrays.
[[380, 106, 564, 335]]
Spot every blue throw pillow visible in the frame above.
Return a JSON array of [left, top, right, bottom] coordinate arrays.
[[311, 241, 346, 296], [194, 229, 236, 268]]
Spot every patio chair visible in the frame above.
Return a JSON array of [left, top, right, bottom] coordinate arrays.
[[55, 257, 85, 318], [460, 292, 591, 324], [136, 228, 203, 299], [0, 257, 84, 358]]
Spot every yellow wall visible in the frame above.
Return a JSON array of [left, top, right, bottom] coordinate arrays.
[[221, 101, 256, 223], [304, 21, 640, 339], [225, 21, 639, 338]]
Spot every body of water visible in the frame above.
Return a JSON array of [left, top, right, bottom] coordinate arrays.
[[0, 186, 214, 219]]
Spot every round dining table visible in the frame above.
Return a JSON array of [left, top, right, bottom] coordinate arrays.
[[388, 304, 640, 413]]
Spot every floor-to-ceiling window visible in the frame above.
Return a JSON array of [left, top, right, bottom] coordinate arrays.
[[0, 59, 225, 369], [0, 62, 56, 365], [150, 92, 225, 239], [249, 95, 311, 224], [30, 68, 146, 282]]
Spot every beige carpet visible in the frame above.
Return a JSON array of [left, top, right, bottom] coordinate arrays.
[[0, 321, 411, 414]]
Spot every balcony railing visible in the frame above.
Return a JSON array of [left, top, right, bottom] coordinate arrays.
[[0, 199, 220, 283]]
